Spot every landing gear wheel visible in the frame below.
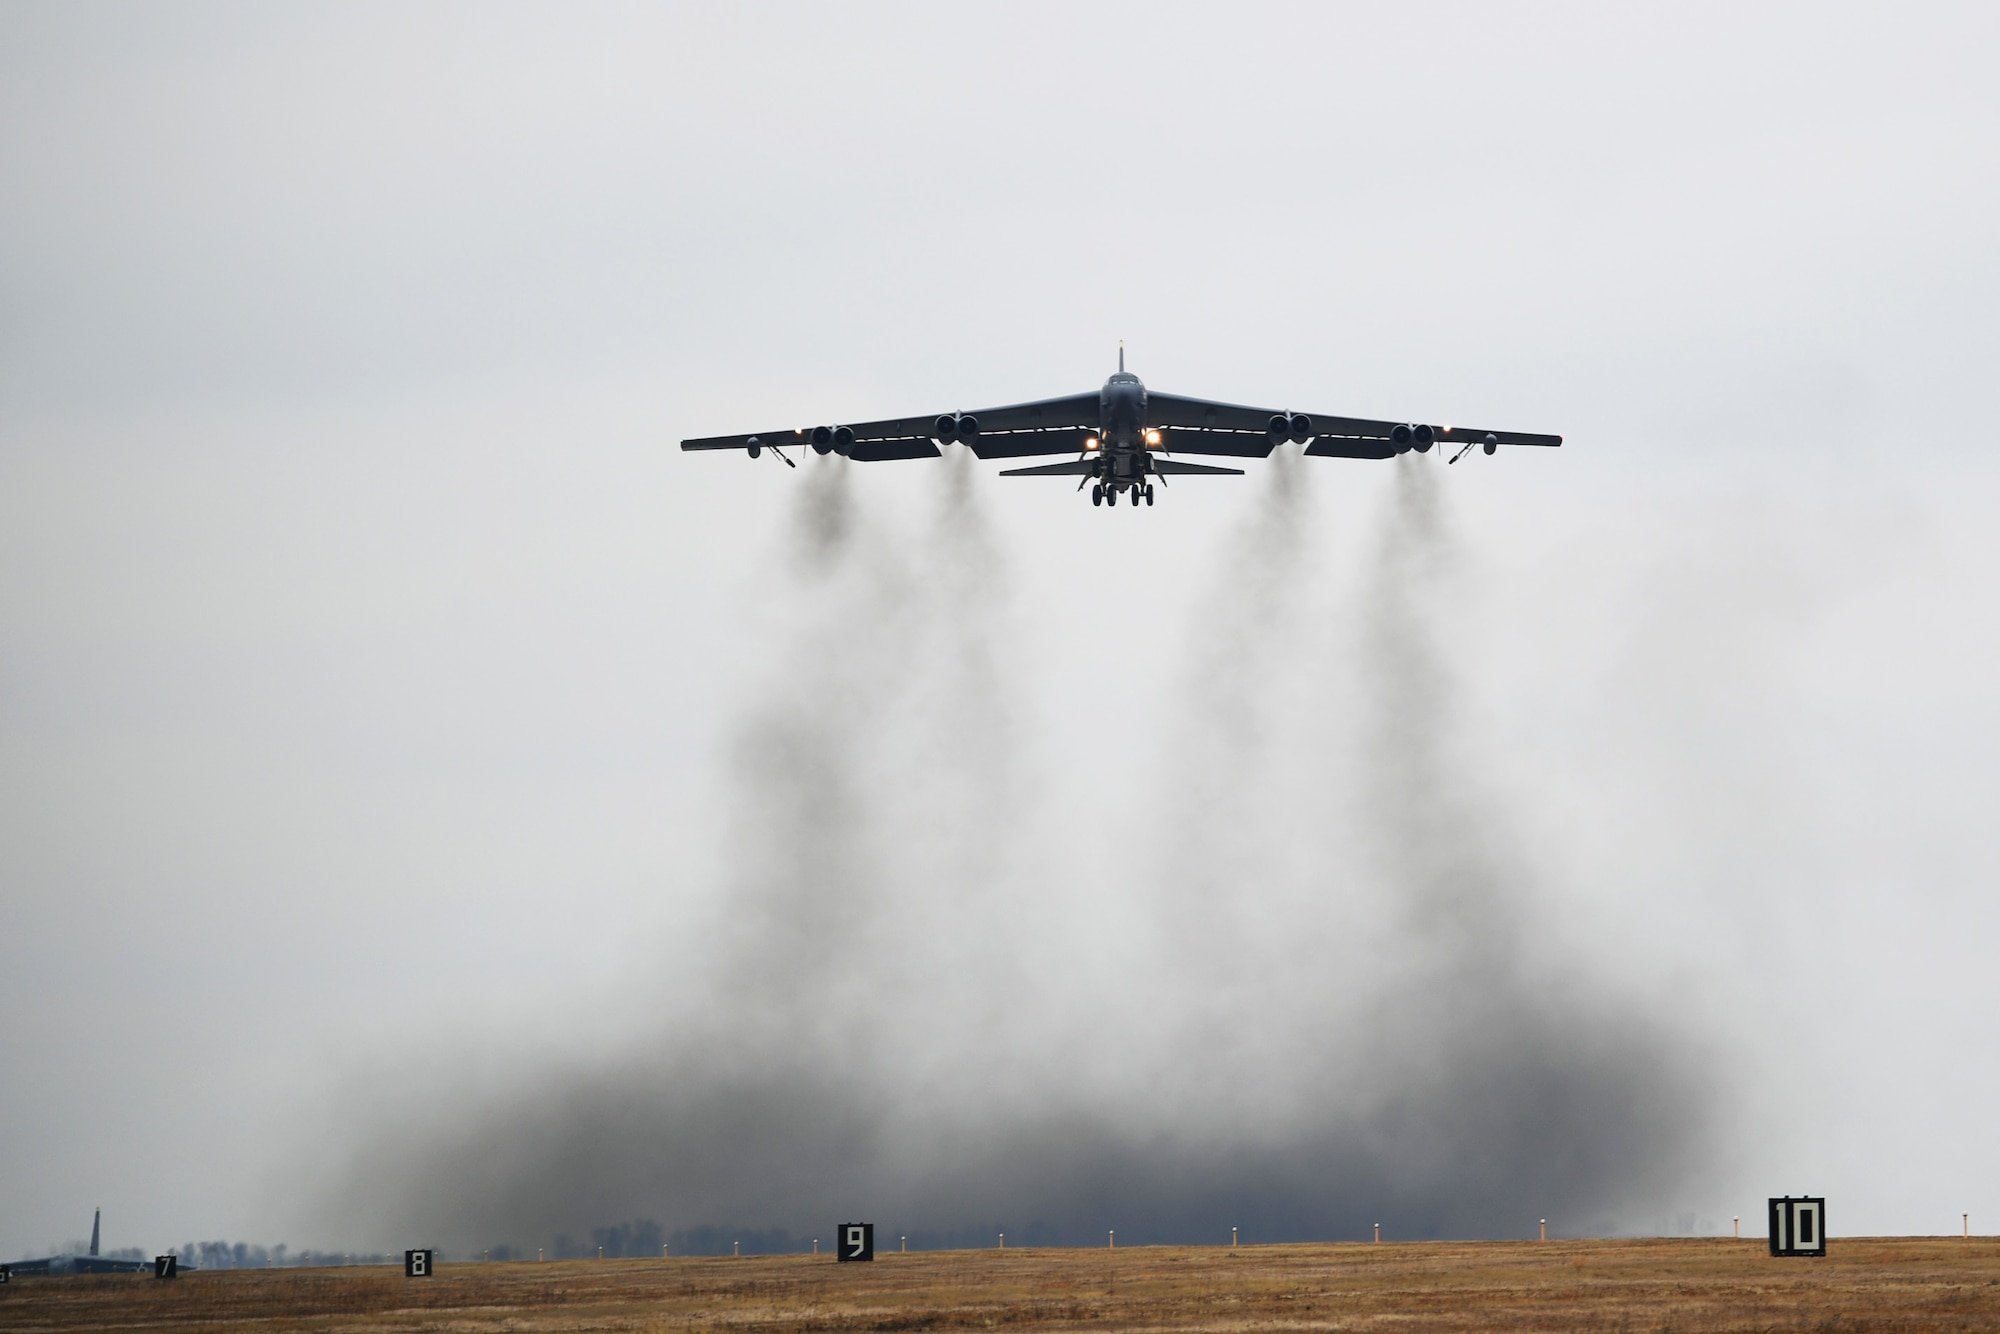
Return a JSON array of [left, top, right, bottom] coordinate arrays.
[[1092, 483, 1103, 506], [1145, 485, 1155, 506], [1107, 487, 1118, 506]]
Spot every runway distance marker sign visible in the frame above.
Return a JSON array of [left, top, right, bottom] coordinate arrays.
[[1769, 1197, 1826, 1257]]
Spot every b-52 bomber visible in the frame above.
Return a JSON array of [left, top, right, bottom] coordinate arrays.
[[681, 349, 1560, 507]]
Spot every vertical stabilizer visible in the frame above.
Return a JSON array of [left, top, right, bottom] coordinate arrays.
[[90, 1208, 100, 1257], [1118, 341, 1124, 373]]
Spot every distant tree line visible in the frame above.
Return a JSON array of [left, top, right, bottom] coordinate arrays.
[[537, 1221, 1067, 1257], [169, 1242, 400, 1269], [133, 1220, 1070, 1268], [537, 1222, 801, 1259]]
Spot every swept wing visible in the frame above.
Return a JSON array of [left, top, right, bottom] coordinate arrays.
[[681, 393, 1102, 462], [1144, 391, 1562, 458]]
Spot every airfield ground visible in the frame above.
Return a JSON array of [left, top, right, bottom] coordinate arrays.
[[3, 1237, 1997, 1331]]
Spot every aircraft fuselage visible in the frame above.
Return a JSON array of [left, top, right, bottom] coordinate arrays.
[[1099, 372, 1147, 448], [1091, 372, 1155, 496]]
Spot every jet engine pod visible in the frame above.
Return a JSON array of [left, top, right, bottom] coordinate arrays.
[[1412, 423, 1436, 452], [956, 414, 980, 441], [934, 414, 958, 442], [1483, 433, 1498, 456], [810, 425, 834, 455], [747, 439, 761, 459], [1288, 413, 1313, 443], [1267, 413, 1291, 444], [1390, 423, 1413, 452], [832, 426, 856, 456]]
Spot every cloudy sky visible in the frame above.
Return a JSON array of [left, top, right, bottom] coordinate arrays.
[[3, 2, 1998, 1258]]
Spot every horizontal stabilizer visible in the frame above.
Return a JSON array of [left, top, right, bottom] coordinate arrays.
[[998, 460, 1096, 476], [1150, 459, 1245, 476]]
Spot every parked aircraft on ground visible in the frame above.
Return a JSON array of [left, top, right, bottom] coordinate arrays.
[[5, 1209, 155, 1276]]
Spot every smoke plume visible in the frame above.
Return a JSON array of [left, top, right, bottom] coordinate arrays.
[[313, 453, 1716, 1251]]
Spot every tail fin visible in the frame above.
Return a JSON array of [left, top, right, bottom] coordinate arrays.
[[1118, 341, 1125, 373], [90, 1208, 100, 1257]]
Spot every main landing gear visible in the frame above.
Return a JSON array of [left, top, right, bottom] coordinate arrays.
[[1090, 483, 1156, 508]]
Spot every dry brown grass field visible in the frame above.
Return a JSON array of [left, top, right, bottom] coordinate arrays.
[[4, 1237, 1998, 1332]]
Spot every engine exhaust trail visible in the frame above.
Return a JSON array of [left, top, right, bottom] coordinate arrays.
[[305, 454, 1720, 1253], [1326, 456, 1718, 1237]]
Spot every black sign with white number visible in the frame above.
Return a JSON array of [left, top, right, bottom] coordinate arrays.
[[405, 1248, 434, 1277], [837, 1222, 874, 1262], [1768, 1197, 1827, 1257], [1, 1264, 11, 1283], [154, 1255, 178, 1279]]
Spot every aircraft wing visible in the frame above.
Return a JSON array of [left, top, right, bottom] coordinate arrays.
[[6, 1255, 156, 1275], [1144, 391, 1560, 457], [961, 392, 1100, 459], [683, 393, 1101, 462], [1305, 420, 1563, 457], [682, 427, 806, 452], [1143, 392, 1282, 457], [846, 435, 945, 462], [680, 417, 943, 461]]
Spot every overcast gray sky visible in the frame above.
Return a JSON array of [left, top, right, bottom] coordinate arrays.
[[4, 2, 1999, 1258]]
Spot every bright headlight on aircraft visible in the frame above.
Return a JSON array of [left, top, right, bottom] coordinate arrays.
[[1145, 430, 1160, 445], [1085, 437, 1100, 450]]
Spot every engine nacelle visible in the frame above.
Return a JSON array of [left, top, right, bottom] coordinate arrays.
[[1483, 433, 1498, 456], [1390, 423, 1413, 452], [810, 425, 834, 455], [832, 426, 856, 456], [956, 414, 980, 440], [747, 439, 762, 459], [1412, 423, 1435, 452], [1288, 413, 1313, 443], [1267, 413, 1291, 444], [934, 414, 958, 442]]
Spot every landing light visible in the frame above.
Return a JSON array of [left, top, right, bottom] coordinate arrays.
[[1145, 430, 1160, 445], [1086, 437, 1100, 450]]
